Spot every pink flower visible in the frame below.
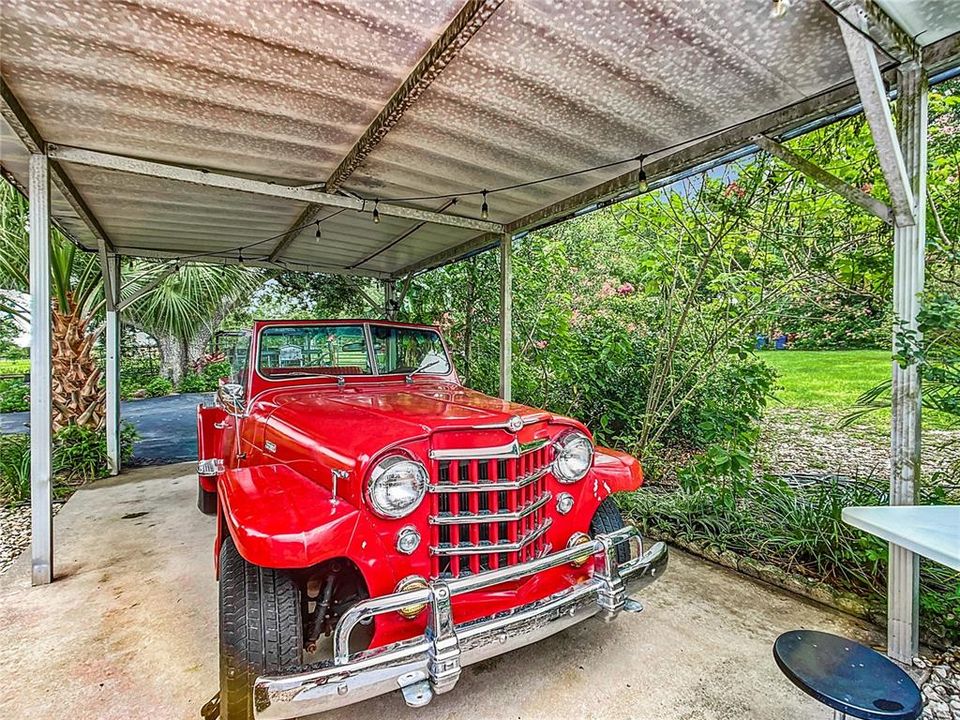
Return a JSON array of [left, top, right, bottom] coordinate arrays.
[[860, 182, 874, 194], [533, 339, 548, 350], [724, 181, 746, 198], [616, 282, 635, 296], [600, 281, 615, 298]]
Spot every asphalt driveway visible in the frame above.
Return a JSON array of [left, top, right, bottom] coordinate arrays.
[[0, 392, 209, 465]]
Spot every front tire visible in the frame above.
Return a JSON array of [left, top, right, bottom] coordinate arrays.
[[219, 537, 303, 720], [590, 496, 630, 564]]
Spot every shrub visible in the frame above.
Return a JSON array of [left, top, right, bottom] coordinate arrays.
[[121, 375, 173, 400], [0, 378, 29, 412], [0, 423, 138, 503], [0, 433, 30, 502], [177, 373, 209, 393], [622, 475, 960, 645], [177, 361, 230, 393]]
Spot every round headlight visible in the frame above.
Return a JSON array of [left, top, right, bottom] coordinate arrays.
[[366, 455, 428, 519], [553, 431, 594, 483]]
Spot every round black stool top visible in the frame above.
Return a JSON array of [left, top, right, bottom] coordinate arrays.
[[773, 630, 922, 720]]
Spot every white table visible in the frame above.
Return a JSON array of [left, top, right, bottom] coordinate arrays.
[[842, 505, 960, 571]]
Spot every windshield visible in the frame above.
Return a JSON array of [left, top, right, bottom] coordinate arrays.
[[258, 325, 372, 378], [371, 325, 451, 375], [256, 324, 451, 380]]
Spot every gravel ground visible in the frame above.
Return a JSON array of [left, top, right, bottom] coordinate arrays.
[[758, 406, 960, 481], [0, 501, 63, 575], [917, 650, 960, 719]]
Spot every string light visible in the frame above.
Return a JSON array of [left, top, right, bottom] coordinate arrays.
[[315, 221, 322, 244], [238, 247, 244, 264], [637, 155, 648, 193], [372, 199, 381, 224], [480, 189, 489, 219], [771, 0, 790, 18]]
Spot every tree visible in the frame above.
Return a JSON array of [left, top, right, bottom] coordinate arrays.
[[0, 180, 108, 430], [121, 262, 265, 385]]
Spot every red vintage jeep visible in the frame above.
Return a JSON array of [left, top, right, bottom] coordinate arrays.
[[197, 319, 667, 720]]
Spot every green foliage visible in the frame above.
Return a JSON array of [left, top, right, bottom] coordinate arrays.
[[178, 359, 232, 393], [0, 423, 137, 504], [622, 476, 960, 644], [0, 433, 30, 503], [0, 378, 29, 412], [121, 374, 173, 400]]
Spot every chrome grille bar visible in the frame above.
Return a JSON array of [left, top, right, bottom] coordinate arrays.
[[430, 518, 552, 556], [428, 466, 548, 494], [429, 491, 552, 525]]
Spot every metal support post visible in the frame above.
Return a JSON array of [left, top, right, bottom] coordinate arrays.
[[383, 280, 397, 320], [887, 62, 927, 663], [499, 233, 512, 401], [104, 253, 121, 475], [29, 152, 53, 585]]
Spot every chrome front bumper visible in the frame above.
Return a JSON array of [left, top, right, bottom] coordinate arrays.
[[253, 526, 667, 720]]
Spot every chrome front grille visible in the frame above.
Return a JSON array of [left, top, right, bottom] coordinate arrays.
[[428, 440, 553, 579]]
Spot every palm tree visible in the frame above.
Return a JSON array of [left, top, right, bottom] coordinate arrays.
[[121, 263, 263, 384], [0, 181, 106, 430], [0, 179, 265, 426]]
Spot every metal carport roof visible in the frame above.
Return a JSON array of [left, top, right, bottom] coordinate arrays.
[[2, 0, 959, 279]]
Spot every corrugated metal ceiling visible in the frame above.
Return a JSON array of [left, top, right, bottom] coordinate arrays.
[[1, 0, 959, 278]]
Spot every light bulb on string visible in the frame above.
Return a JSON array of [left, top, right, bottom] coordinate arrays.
[[315, 221, 322, 244], [480, 190, 489, 220], [372, 199, 381, 224], [771, 0, 789, 18], [238, 247, 244, 265], [637, 155, 648, 193]]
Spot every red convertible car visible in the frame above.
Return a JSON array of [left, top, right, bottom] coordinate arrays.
[[197, 319, 667, 720]]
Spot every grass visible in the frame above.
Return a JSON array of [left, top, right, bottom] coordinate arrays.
[[760, 349, 955, 430], [0, 358, 28, 375]]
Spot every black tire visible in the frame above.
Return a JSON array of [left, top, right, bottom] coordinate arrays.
[[590, 497, 630, 564], [219, 537, 303, 720], [198, 483, 217, 515]]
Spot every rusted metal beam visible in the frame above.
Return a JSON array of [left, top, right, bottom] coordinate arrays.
[[48, 145, 502, 234], [1, 79, 116, 252], [268, 0, 503, 264], [326, 0, 504, 193], [824, 0, 920, 64], [752, 134, 893, 224]]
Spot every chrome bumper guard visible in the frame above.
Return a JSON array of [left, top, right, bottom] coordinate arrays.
[[253, 527, 667, 720]]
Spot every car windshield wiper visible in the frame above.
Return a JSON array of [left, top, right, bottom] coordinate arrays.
[[405, 358, 442, 383], [276, 370, 347, 385]]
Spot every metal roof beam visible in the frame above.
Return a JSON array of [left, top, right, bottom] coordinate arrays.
[[752, 134, 893, 224], [824, 0, 920, 64], [838, 9, 916, 226], [1, 79, 117, 252], [46, 144, 503, 235], [325, 0, 504, 193], [268, 0, 504, 263]]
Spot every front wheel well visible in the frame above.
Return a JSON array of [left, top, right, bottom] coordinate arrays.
[[291, 557, 371, 653]]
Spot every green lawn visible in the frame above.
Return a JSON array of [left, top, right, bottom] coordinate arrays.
[[0, 358, 29, 375], [760, 349, 954, 430]]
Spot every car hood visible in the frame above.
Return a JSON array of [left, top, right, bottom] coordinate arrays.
[[253, 381, 556, 466]]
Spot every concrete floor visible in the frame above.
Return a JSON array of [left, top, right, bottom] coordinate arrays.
[[0, 464, 880, 720]]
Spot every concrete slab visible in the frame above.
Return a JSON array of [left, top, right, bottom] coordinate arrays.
[[0, 464, 880, 720]]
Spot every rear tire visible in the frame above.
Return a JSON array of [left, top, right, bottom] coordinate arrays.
[[198, 483, 217, 515], [590, 497, 630, 564], [219, 536, 303, 720]]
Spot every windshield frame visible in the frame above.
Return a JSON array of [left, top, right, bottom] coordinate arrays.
[[252, 321, 453, 384]]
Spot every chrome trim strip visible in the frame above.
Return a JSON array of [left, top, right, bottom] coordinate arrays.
[[253, 531, 668, 720], [428, 466, 549, 494], [471, 413, 549, 430], [429, 439, 520, 460], [429, 518, 552, 556], [429, 491, 552, 526]]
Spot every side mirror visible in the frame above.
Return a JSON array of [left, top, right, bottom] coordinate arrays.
[[217, 382, 245, 415]]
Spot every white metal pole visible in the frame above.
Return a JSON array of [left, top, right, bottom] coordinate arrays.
[[887, 62, 927, 664], [105, 254, 121, 475], [28, 152, 53, 586], [382, 280, 396, 320], [499, 233, 513, 402]]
